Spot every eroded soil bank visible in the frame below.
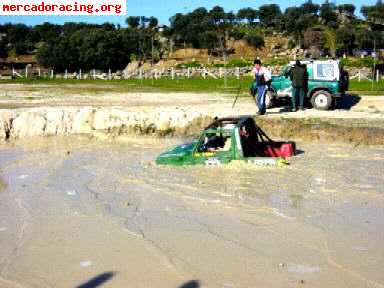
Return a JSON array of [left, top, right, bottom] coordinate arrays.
[[1, 84, 384, 144], [0, 135, 383, 288]]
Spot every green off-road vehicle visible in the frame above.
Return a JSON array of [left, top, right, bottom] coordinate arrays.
[[156, 117, 295, 167], [264, 60, 349, 110]]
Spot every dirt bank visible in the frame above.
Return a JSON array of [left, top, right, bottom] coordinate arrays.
[[0, 83, 384, 144], [0, 136, 383, 288]]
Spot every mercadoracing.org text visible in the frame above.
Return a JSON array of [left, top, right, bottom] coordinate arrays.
[[0, 0, 126, 15]]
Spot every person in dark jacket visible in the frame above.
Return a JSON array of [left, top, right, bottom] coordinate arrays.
[[290, 60, 308, 112]]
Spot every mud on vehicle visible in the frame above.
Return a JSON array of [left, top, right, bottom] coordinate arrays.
[[156, 117, 296, 167], [266, 60, 349, 110]]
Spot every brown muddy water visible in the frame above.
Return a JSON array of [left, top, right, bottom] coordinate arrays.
[[0, 135, 383, 288]]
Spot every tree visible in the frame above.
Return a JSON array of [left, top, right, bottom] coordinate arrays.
[[34, 22, 61, 42], [126, 16, 140, 28], [283, 7, 317, 45], [237, 7, 257, 24], [337, 4, 356, 17], [336, 24, 356, 54], [245, 32, 264, 48], [210, 6, 226, 24], [148, 17, 158, 28], [362, 1, 384, 25], [322, 27, 337, 57], [258, 4, 282, 28], [302, 0, 320, 16], [320, 1, 338, 27], [0, 40, 7, 58]]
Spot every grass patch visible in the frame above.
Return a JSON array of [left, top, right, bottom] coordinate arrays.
[[348, 79, 384, 93], [0, 77, 254, 94], [1, 77, 384, 95]]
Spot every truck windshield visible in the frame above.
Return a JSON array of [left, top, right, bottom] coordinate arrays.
[[281, 65, 291, 77]]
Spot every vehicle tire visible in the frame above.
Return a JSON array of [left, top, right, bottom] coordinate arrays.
[[265, 90, 275, 109], [311, 90, 332, 110]]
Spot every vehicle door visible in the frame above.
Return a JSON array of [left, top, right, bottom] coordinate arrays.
[[275, 65, 293, 97]]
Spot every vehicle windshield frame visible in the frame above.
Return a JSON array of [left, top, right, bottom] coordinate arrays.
[[193, 129, 233, 154]]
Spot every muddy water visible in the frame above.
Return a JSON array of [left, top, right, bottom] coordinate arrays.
[[0, 136, 383, 288]]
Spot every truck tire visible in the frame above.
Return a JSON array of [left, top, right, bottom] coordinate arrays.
[[311, 90, 332, 110], [265, 90, 275, 109]]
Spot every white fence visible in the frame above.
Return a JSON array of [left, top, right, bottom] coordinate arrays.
[[1, 66, 382, 82]]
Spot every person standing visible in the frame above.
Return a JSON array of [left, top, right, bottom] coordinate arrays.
[[290, 60, 308, 112], [251, 59, 271, 115]]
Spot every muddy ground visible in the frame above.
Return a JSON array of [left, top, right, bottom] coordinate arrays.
[[0, 136, 383, 288], [0, 84, 384, 287]]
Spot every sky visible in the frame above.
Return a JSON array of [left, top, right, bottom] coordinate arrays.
[[0, 0, 378, 26]]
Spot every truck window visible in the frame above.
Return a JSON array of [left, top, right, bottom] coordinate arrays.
[[316, 63, 335, 80]]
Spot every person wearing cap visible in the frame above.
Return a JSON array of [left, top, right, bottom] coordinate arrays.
[[251, 59, 271, 115], [290, 60, 308, 112]]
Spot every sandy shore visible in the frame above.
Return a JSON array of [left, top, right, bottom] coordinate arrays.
[[0, 136, 383, 288]]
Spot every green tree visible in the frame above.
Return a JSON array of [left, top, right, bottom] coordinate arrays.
[[148, 17, 158, 28], [237, 7, 257, 24], [302, 0, 320, 15], [336, 24, 356, 53], [362, 0, 384, 24], [337, 4, 356, 17], [320, 1, 338, 27], [126, 16, 140, 28], [258, 4, 282, 28]]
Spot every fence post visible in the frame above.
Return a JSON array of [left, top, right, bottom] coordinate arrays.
[[202, 68, 206, 79], [236, 67, 240, 80], [65, 69, 68, 79], [219, 67, 223, 78], [376, 69, 379, 82], [139, 68, 143, 79], [25, 66, 28, 79], [108, 69, 111, 80], [79, 69, 82, 80], [50, 69, 54, 79], [12, 68, 15, 77], [93, 69, 96, 80], [171, 67, 174, 80], [38, 68, 41, 77], [358, 69, 361, 82], [187, 67, 190, 78]]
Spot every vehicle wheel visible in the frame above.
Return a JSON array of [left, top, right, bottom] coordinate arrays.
[[265, 90, 275, 109], [311, 90, 332, 110]]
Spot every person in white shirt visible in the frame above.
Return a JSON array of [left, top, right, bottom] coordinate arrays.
[[251, 59, 271, 115]]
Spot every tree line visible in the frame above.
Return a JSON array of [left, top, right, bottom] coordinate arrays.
[[0, 0, 383, 71]]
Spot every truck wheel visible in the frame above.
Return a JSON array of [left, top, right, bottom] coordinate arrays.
[[311, 90, 332, 110], [265, 90, 275, 109]]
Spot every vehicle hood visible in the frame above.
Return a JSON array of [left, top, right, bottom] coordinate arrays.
[[156, 142, 196, 164], [272, 75, 284, 81]]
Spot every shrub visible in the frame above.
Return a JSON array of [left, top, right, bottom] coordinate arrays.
[[176, 61, 202, 68]]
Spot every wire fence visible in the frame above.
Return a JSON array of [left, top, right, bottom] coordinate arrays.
[[0, 66, 382, 83]]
